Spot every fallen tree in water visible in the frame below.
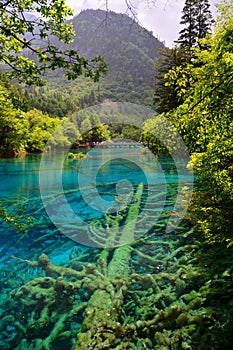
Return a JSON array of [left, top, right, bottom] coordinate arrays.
[[1, 183, 233, 349]]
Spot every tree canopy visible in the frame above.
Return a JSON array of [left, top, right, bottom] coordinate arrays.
[[174, 0, 233, 246], [154, 0, 213, 114], [0, 0, 107, 85], [148, 0, 233, 246], [154, 46, 191, 113], [177, 0, 213, 52]]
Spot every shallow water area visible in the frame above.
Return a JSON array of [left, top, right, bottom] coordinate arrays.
[[0, 148, 205, 350]]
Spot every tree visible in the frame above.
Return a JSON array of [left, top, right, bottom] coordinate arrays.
[[167, 0, 233, 246], [0, 0, 107, 85], [0, 84, 77, 155], [0, 72, 31, 111], [195, 0, 214, 41], [80, 117, 93, 142], [177, 0, 197, 51], [79, 114, 110, 143], [154, 0, 213, 114], [0, 82, 29, 156], [177, 0, 213, 53], [154, 46, 191, 113], [25, 109, 62, 152]]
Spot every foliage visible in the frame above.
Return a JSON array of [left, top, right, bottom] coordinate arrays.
[[0, 79, 76, 154], [140, 113, 188, 158], [78, 113, 111, 143], [67, 151, 86, 159], [25, 109, 62, 152], [154, 47, 192, 113], [72, 9, 163, 89], [0, 78, 66, 155], [177, 0, 213, 52], [0, 72, 31, 111], [167, 0, 233, 246], [154, 0, 213, 115], [1, 3, 233, 348], [108, 124, 141, 141], [140, 115, 167, 154], [0, 0, 107, 85], [0, 82, 29, 156], [0, 76, 114, 155], [24, 9, 164, 110], [0, 205, 34, 234], [24, 84, 77, 117]]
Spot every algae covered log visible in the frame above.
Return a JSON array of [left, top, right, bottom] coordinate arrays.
[[3, 179, 233, 349], [107, 182, 144, 279], [74, 183, 144, 349], [7, 230, 233, 349]]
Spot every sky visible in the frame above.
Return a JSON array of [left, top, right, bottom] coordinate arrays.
[[66, 0, 219, 47]]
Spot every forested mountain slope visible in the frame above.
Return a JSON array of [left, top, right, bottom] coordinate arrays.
[[71, 9, 164, 89], [25, 9, 165, 116]]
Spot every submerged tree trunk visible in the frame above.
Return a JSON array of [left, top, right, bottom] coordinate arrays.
[[7, 178, 220, 350], [73, 183, 144, 349]]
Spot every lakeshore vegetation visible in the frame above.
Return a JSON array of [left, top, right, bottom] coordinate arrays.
[[0, 1, 233, 348]]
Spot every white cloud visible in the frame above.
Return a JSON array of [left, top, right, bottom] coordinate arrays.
[[137, 0, 184, 47]]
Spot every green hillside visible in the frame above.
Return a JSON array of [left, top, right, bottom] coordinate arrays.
[[25, 9, 165, 116]]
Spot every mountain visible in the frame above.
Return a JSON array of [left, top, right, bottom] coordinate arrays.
[[26, 9, 165, 116], [70, 10, 164, 90]]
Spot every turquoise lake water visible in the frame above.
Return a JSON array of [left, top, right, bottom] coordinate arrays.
[[0, 148, 194, 349], [0, 149, 192, 254]]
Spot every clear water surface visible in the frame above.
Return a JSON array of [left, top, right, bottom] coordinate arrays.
[[0, 149, 194, 348]]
